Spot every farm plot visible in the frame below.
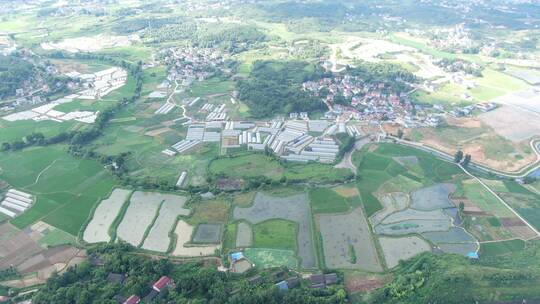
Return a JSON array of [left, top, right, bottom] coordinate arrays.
[[374, 219, 451, 235], [370, 192, 409, 225], [83, 188, 131, 244], [0, 223, 85, 283], [317, 208, 382, 272], [115, 191, 164, 246], [438, 243, 478, 256], [172, 220, 219, 257], [0, 146, 116, 235], [379, 236, 431, 268], [141, 195, 189, 252], [379, 209, 449, 224], [233, 192, 317, 268], [236, 222, 252, 248], [192, 224, 222, 244], [422, 227, 476, 244], [410, 184, 455, 210], [243, 248, 298, 269]]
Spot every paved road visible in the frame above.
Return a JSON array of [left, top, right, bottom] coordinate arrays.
[[334, 137, 372, 175]]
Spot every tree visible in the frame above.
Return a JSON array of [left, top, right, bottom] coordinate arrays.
[[454, 150, 463, 163], [397, 129, 404, 139], [462, 154, 471, 167]]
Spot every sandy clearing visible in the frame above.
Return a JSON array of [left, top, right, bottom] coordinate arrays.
[[479, 105, 540, 142], [83, 188, 131, 244], [172, 220, 219, 257]]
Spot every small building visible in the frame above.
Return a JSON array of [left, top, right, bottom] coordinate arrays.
[[275, 280, 288, 291], [143, 290, 159, 302], [286, 276, 300, 289], [467, 252, 479, 260], [324, 273, 338, 285], [123, 295, 140, 304], [106, 273, 126, 284], [152, 276, 173, 292], [309, 274, 326, 289]]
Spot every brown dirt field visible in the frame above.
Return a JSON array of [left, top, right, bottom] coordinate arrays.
[[418, 130, 536, 172], [450, 197, 486, 215], [507, 226, 537, 240], [345, 274, 389, 293], [333, 185, 360, 198], [446, 116, 483, 128], [217, 178, 244, 191], [500, 218, 526, 227], [382, 123, 406, 137], [462, 143, 486, 162], [145, 127, 171, 137], [162, 120, 177, 127], [190, 200, 230, 223], [233, 192, 255, 207]]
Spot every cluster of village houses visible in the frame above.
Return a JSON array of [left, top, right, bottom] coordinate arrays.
[[162, 46, 230, 87], [302, 75, 442, 128], [1, 67, 127, 124]]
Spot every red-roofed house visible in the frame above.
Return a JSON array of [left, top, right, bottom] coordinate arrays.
[[123, 295, 140, 304], [152, 276, 174, 292]]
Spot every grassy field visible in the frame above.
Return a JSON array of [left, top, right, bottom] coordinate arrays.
[[480, 239, 526, 257], [244, 247, 298, 269], [38, 228, 76, 247], [0, 146, 116, 235], [188, 198, 230, 225], [252, 219, 298, 251], [208, 153, 353, 184], [188, 76, 235, 97], [0, 119, 81, 143], [223, 222, 237, 251], [309, 187, 351, 214]]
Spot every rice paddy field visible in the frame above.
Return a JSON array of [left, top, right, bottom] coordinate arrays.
[[141, 194, 189, 252], [115, 191, 165, 246], [83, 188, 131, 244], [0, 146, 116, 235]]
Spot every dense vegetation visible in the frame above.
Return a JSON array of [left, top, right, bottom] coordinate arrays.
[[142, 21, 267, 53], [347, 62, 417, 93], [32, 243, 347, 304], [0, 54, 69, 100], [236, 60, 328, 118], [365, 244, 540, 304]]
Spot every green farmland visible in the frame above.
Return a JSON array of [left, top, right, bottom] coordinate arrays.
[[0, 145, 116, 235]]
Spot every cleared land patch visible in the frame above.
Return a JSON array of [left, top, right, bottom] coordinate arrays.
[[317, 208, 382, 271], [172, 220, 219, 257], [83, 188, 131, 244]]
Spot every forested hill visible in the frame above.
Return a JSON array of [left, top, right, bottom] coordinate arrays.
[[31, 244, 347, 304], [236, 60, 329, 118]]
